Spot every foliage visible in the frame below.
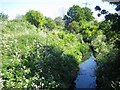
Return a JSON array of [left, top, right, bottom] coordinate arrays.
[[95, 3, 120, 33], [96, 48, 120, 89], [105, 13, 120, 32], [0, 12, 8, 21], [94, 1, 120, 89], [95, 6, 101, 11], [63, 5, 85, 25], [67, 21, 81, 33], [25, 10, 45, 27], [99, 21, 112, 32], [94, 33, 120, 89], [44, 17, 56, 30], [79, 22, 100, 43], [109, 1, 120, 11], [46, 30, 90, 61], [54, 16, 64, 26], [63, 5, 94, 27], [95, 6, 108, 17], [2, 2, 120, 89], [15, 14, 24, 20], [1, 20, 36, 34], [82, 7, 95, 21], [1, 20, 90, 88], [63, 5, 95, 32]]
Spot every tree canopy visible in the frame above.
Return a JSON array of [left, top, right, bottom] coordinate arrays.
[[0, 12, 8, 21], [44, 17, 56, 30], [82, 7, 95, 21], [63, 5, 94, 26], [25, 10, 45, 27], [54, 16, 64, 26]]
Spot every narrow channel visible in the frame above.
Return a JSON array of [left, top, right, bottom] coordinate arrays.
[[74, 56, 97, 89]]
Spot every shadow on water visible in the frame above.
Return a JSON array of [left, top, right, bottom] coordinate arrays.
[[74, 55, 97, 89]]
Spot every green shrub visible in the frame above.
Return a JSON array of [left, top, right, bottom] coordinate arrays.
[[1, 21, 36, 33], [96, 48, 120, 89], [1, 35, 80, 88], [1, 21, 90, 88]]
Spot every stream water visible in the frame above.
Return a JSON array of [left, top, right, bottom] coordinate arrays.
[[75, 56, 97, 89]]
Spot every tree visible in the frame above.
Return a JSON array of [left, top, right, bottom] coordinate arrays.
[[0, 12, 8, 21], [63, 5, 94, 29], [62, 5, 97, 32], [82, 7, 95, 21], [15, 14, 24, 19], [94, 0, 120, 89], [11, 14, 27, 22], [67, 21, 81, 33], [95, 2, 120, 32], [25, 10, 45, 27], [54, 16, 64, 26], [63, 5, 85, 26], [44, 17, 56, 30], [95, 6, 109, 17], [99, 21, 112, 32]]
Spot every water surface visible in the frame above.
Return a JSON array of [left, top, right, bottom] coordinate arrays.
[[75, 56, 97, 88]]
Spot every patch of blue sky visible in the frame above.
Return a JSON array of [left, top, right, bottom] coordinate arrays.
[[0, 0, 117, 21]]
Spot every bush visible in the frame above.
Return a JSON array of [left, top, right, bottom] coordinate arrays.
[[1, 20, 36, 33], [1, 34, 80, 88], [96, 48, 120, 89], [1, 21, 90, 88]]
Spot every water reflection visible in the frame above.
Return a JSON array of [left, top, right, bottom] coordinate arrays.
[[75, 56, 97, 88]]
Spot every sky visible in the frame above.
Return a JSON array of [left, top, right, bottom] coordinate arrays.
[[0, 0, 117, 21]]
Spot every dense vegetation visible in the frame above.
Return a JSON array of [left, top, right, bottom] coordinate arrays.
[[1, 18, 90, 88], [95, 2, 120, 89], [0, 2, 120, 89]]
